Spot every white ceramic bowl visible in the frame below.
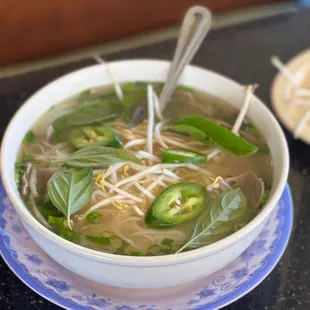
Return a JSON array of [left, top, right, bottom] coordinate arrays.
[[1, 60, 289, 289]]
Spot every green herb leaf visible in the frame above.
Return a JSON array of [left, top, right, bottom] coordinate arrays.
[[175, 116, 257, 156], [23, 130, 35, 144], [177, 188, 255, 253], [47, 167, 92, 227], [53, 100, 123, 130], [61, 146, 139, 168], [38, 200, 63, 218], [78, 89, 95, 105]]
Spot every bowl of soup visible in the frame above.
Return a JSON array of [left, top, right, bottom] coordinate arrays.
[[0, 60, 289, 288]]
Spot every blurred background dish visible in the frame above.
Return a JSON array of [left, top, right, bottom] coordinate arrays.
[[271, 49, 310, 144]]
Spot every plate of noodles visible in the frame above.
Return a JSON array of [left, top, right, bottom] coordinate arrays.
[[0, 60, 289, 289], [0, 181, 293, 309], [271, 49, 310, 143]]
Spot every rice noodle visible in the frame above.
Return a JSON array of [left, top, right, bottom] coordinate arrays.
[[134, 182, 155, 199], [153, 90, 163, 120], [84, 195, 124, 216], [93, 54, 124, 101], [162, 168, 180, 180], [132, 206, 145, 217], [124, 138, 146, 149], [104, 181, 143, 203], [91, 190, 109, 202], [294, 110, 310, 138], [111, 170, 117, 184], [154, 122, 169, 148], [291, 99, 310, 107], [232, 84, 258, 134], [146, 174, 166, 192], [294, 88, 310, 97], [271, 55, 299, 87], [29, 169, 39, 198], [136, 150, 160, 162], [147, 85, 154, 154], [161, 136, 198, 151], [115, 164, 162, 187], [29, 195, 51, 229], [104, 162, 128, 178]]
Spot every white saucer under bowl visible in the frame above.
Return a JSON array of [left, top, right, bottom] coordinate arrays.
[[0, 182, 293, 310]]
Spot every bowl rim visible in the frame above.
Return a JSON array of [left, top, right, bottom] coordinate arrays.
[[1, 59, 289, 266]]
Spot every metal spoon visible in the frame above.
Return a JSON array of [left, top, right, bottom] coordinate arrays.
[[159, 6, 212, 112]]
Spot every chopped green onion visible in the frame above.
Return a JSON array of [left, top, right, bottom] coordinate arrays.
[[259, 190, 270, 207], [160, 238, 174, 248], [48, 216, 65, 227], [86, 211, 102, 224], [109, 235, 123, 248], [176, 85, 193, 92], [115, 247, 126, 254], [22, 130, 35, 144], [170, 244, 182, 252], [22, 155, 41, 164], [86, 235, 111, 245], [56, 227, 80, 241], [147, 244, 161, 254], [15, 162, 25, 189], [130, 251, 144, 256]]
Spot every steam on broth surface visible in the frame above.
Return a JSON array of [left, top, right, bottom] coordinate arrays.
[[16, 82, 272, 256]]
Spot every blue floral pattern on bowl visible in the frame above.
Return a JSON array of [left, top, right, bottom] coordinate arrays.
[[0, 183, 293, 310]]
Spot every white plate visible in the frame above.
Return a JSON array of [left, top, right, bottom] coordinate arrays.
[[0, 182, 293, 310], [271, 48, 310, 143]]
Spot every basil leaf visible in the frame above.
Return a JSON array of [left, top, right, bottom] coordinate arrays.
[[177, 188, 255, 253], [53, 100, 123, 130], [47, 167, 92, 226], [78, 89, 95, 105], [23, 130, 35, 144], [61, 146, 139, 167], [175, 116, 257, 156]]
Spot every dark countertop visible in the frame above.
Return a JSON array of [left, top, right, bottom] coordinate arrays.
[[1, 8, 310, 310]]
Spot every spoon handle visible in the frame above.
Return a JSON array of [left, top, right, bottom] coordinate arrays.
[[159, 6, 212, 112]]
